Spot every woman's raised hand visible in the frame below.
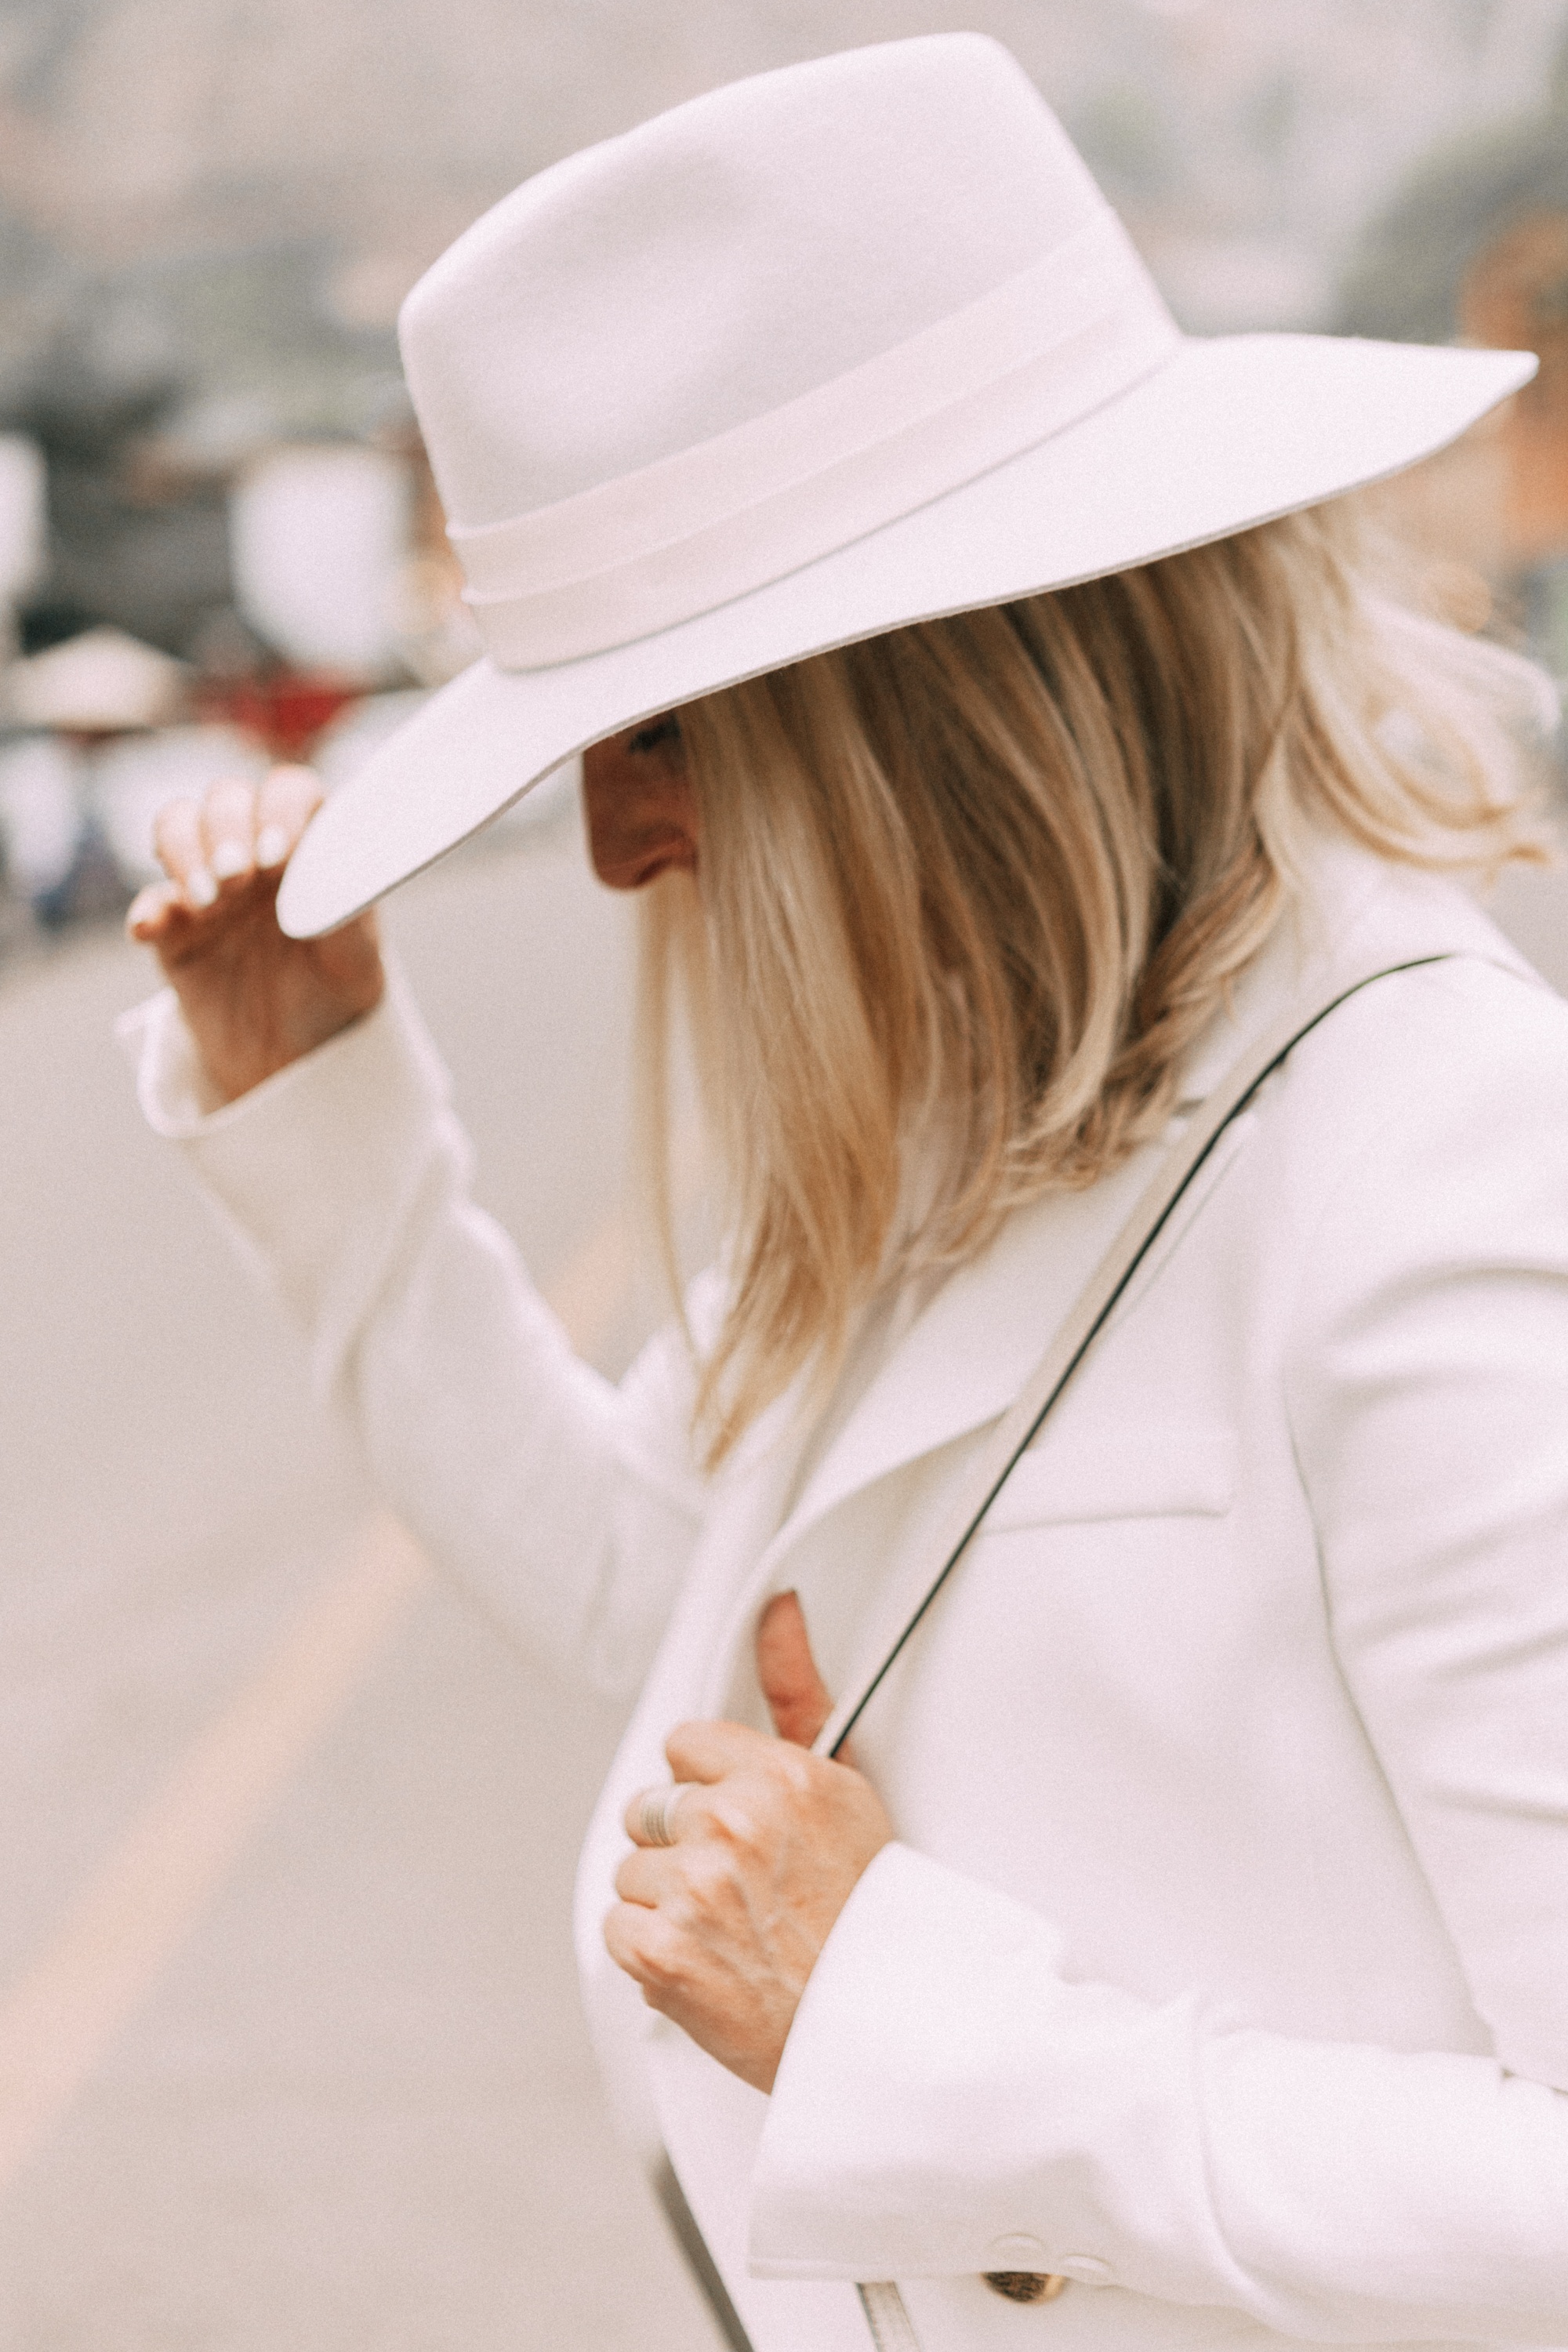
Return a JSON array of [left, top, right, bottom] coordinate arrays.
[[128, 766, 385, 1105]]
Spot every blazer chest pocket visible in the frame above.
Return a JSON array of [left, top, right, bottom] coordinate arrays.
[[980, 1425, 1238, 1530]]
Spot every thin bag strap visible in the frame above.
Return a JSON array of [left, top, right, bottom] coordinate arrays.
[[812, 956, 1455, 1762]]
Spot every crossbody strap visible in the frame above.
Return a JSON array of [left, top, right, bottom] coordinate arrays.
[[811, 956, 1455, 1762]]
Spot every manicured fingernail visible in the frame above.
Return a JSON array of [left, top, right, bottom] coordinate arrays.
[[255, 825, 289, 869], [126, 889, 159, 933], [211, 840, 249, 880], [185, 869, 218, 909]]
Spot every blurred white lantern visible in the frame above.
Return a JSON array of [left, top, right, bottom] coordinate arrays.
[[229, 442, 412, 683], [0, 736, 79, 895], [0, 434, 46, 610]]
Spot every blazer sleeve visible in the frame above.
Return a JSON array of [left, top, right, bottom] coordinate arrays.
[[750, 961, 1568, 2343], [122, 972, 707, 1697]]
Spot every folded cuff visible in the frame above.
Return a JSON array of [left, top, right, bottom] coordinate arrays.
[[750, 1842, 1226, 2301], [118, 967, 466, 1381]]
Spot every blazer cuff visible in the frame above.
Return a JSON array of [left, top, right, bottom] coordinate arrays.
[[118, 967, 465, 1365], [749, 1842, 1231, 2301]]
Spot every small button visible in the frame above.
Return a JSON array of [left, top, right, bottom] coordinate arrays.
[[983, 2235, 1049, 2270], [983, 2271, 1068, 2304], [982, 2239, 1069, 2304]]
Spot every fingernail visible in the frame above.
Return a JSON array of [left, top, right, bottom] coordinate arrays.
[[211, 840, 249, 880], [255, 824, 289, 869], [125, 889, 158, 934], [185, 869, 218, 909]]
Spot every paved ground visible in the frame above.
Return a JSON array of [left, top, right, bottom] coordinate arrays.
[[0, 803, 1563, 2352], [0, 800, 724, 2351]]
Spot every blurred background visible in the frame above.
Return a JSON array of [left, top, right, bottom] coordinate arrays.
[[1, 4, 1566, 2347], [4, 0, 1568, 932]]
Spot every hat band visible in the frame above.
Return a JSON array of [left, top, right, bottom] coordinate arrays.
[[451, 210, 1181, 670]]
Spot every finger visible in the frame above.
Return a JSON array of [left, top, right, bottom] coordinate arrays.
[[603, 1898, 684, 1999], [152, 797, 218, 909], [254, 764, 324, 871], [756, 1590, 836, 1748], [613, 1846, 677, 1905], [125, 880, 183, 940], [664, 1717, 773, 1786], [623, 1780, 699, 1847], [200, 778, 260, 885]]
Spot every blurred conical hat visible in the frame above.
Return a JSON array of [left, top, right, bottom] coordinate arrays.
[[5, 626, 188, 731]]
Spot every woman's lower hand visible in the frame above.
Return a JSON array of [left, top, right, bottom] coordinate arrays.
[[606, 1592, 892, 2093], [128, 766, 385, 1105]]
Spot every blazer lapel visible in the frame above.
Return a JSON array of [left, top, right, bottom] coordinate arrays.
[[694, 838, 1535, 1723], [780, 1141, 1160, 1555], [759, 843, 1380, 1561]]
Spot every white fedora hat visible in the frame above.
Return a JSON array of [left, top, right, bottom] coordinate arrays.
[[279, 32, 1534, 938]]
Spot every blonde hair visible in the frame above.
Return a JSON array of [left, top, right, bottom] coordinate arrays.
[[638, 503, 1554, 1465]]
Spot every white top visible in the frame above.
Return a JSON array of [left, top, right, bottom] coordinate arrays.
[[125, 837, 1568, 2352]]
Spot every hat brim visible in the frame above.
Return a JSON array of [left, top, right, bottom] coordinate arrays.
[[279, 332, 1534, 938]]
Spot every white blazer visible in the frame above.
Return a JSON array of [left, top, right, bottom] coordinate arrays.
[[130, 837, 1568, 2352]]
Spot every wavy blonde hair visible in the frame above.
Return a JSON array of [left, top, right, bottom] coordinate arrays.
[[637, 503, 1554, 1465]]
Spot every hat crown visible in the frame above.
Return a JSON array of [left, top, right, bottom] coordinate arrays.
[[282, 46, 1537, 938], [401, 36, 1109, 529]]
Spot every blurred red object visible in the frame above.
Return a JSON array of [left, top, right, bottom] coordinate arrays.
[[1459, 212, 1568, 563], [196, 671, 363, 763]]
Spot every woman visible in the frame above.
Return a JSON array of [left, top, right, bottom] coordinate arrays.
[[125, 36, 1568, 2352]]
